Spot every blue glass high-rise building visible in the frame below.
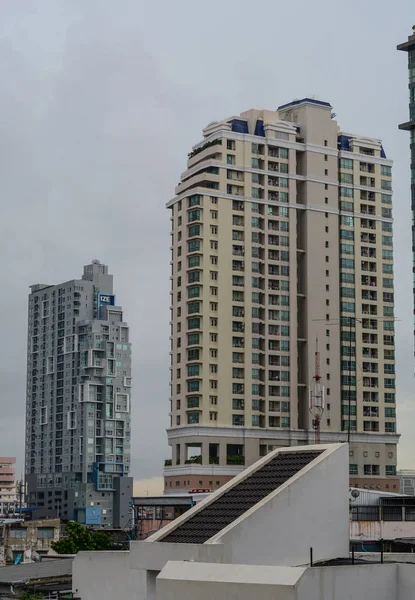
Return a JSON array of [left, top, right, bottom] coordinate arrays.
[[25, 261, 133, 528]]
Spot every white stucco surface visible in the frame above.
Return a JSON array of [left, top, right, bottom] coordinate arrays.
[[129, 539, 224, 571], [73, 551, 144, 600], [351, 519, 415, 540], [355, 551, 415, 563], [158, 561, 414, 600], [157, 561, 306, 600], [159, 560, 306, 585], [215, 443, 349, 566], [397, 564, 415, 599], [298, 563, 397, 600]]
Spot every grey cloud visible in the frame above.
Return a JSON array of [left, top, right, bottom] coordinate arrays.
[[0, 0, 413, 478]]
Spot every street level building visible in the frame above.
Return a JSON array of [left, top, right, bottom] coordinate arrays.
[[166, 99, 398, 492], [0, 557, 74, 597], [398, 469, 415, 495], [25, 261, 133, 528], [0, 518, 60, 565]]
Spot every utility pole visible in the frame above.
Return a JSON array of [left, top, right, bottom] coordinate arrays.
[[18, 478, 23, 515], [309, 338, 325, 444]]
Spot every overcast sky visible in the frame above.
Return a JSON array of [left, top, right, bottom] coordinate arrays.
[[0, 1, 414, 486]]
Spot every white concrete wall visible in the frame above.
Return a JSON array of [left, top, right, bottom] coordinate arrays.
[[158, 561, 410, 600], [215, 444, 349, 566], [398, 564, 415, 600], [158, 577, 296, 600], [355, 552, 415, 564], [351, 519, 415, 540], [129, 540, 224, 571], [298, 564, 397, 600], [73, 551, 146, 600], [157, 561, 304, 600]]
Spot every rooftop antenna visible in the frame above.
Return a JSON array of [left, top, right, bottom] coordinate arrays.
[[349, 488, 360, 522], [309, 337, 325, 444]]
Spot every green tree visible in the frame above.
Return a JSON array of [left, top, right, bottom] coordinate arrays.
[[51, 521, 112, 554], [19, 593, 44, 600]]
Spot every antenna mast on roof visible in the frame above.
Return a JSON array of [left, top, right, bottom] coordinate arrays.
[[309, 337, 325, 444]]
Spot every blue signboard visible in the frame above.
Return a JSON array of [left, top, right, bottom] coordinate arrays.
[[99, 294, 115, 306], [85, 507, 102, 525], [98, 293, 115, 319]]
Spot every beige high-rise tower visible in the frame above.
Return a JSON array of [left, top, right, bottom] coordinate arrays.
[[165, 98, 399, 493]]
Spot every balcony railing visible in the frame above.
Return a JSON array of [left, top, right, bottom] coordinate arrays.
[[185, 455, 202, 465], [226, 455, 245, 465]]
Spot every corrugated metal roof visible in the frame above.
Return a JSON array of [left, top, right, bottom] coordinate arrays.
[[0, 558, 73, 584], [133, 496, 193, 507], [351, 489, 408, 507], [160, 451, 321, 544]]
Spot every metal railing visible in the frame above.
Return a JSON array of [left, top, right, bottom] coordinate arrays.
[[351, 504, 415, 522]]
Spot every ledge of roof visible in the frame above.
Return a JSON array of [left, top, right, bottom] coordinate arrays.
[[397, 34, 415, 51], [158, 561, 307, 586], [399, 120, 415, 131], [278, 98, 332, 111]]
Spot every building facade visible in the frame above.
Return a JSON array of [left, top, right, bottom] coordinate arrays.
[[0, 457, 16, 515], [398, 469, 415, 495], [398, 27, 415, 347], [0, 518, 60, 565], [25, 261, 133, 527], [165, 99, 399, 493]]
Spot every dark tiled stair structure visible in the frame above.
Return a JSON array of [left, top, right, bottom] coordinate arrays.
[[160, 451, 322, 544]]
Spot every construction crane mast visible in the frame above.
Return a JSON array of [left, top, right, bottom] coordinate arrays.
[[309, 338, 325, 444]]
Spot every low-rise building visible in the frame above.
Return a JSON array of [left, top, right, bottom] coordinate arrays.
[[156, 559, 415, 600], [350, 487, 415, 550], [0, 458, 16, 516], [0, 518, 60, 565], [72, 444, 415, 600], [398, 469, 415, 495], [0, 557, 74, 598]]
